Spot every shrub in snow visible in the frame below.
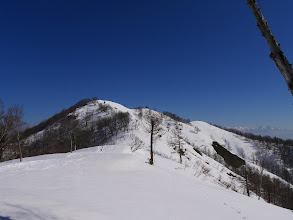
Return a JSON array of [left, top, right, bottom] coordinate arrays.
[[131, 137, 144, 152]]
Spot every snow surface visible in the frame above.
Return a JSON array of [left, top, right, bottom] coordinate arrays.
[[1, 100, 292, 219], [0, 145, 292, 220]]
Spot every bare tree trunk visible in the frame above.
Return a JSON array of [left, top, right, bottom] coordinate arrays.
[[245, 166, 250, 197], [247, 0, 293, 96], [0, 147, 3, 162], [258, 167, 264, 200], [150, 124, 154, 165], [268, 187, 271, 203], [70, 134, 73, 153], [17, 131, 22, 162], [179, 142, 182, 164], [18, 142, 22, 162], [73, 134, 77, 151], [144, 110, 162, 166]]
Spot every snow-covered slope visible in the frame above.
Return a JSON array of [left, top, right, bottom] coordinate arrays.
[[1, 100, 292, 219], [190, 121, 257, 161], [23, 100, 292, 190], [71, 100, 258, 163], [0, 146, 292, 220]]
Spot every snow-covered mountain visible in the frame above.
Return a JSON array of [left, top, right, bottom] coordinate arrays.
[[232, 125, 293, 140], [0, 100, 292, 219]]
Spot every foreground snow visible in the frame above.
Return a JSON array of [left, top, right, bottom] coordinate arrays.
[[0, 146, 292, 220]]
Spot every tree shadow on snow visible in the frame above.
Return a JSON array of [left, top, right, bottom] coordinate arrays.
[[0, 217, 12, 220]]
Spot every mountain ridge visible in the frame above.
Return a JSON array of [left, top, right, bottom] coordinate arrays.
[[231, 125, 293, 139]]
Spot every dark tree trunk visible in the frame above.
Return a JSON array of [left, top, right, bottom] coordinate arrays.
[[150, 124, 154, 165], [268, 187, 271, 203], [17, 131, 23, 162], [18, 142, 22, 162], [179, 142, 182, 164], [245, 168, 250, 197], [0, 148, 3, 162], [247, 0, 293, 96]]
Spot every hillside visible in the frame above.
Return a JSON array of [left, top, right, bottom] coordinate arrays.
[[1, 99, 293, 219]]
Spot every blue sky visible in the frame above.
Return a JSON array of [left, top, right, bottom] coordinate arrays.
[[0, 0, 292, 129]]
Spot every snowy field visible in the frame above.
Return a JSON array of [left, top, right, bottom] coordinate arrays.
[[0, 145, 292, 220]]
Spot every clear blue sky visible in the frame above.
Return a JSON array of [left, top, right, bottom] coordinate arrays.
[[0, 0, 292, 129]]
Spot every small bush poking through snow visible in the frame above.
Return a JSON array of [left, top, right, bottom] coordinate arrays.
[[131, 136, 144, 152]]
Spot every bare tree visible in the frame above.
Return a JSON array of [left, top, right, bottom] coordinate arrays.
[[168, 123, 186, 164], [12, 105, 26, 162], [0, 100, 7, 160], [255, 149, 267, 200], [247, 0, 293, 96], [0, 101, 25, 161], [59, 115, 80, 153], [84, 111, 92, 128], [144, 110, 163, 165], [42, 127, 57, 154], [242, 164, 250, 197]]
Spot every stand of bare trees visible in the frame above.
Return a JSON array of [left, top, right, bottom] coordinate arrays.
[[0, 100, 25, 162], [59, 115, 80, 153], [168, 123, 186, 164], [2, 101, 131, 162]]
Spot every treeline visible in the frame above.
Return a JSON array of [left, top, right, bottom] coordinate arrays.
[[238, 165, 293, 210], [252, 140, 292, 184], [205, 143, 293, 210], [2, 99, 130, 162], [22, 98, 95, 138], [95, 111, 130, 145]]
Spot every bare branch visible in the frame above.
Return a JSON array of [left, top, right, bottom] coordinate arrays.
[[247, 0, 293, 96]]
